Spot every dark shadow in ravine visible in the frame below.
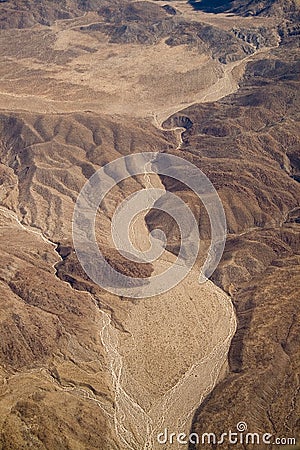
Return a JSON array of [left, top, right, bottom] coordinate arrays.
[[188, 0, 234, 14]]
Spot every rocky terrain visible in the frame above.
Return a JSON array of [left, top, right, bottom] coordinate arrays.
[[0, 0, 299, 449], [159, 40, 300, 449]]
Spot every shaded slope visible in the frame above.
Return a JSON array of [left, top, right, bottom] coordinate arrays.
[[188, 0, 300, 19]]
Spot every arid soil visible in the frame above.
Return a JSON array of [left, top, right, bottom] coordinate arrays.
[[0, 0, 299, 450]]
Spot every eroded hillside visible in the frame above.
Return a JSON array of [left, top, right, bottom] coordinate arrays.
[[0, 0, 299, 449]]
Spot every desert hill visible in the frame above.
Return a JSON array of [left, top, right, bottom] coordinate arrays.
[[156, 24, 300, 450]]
